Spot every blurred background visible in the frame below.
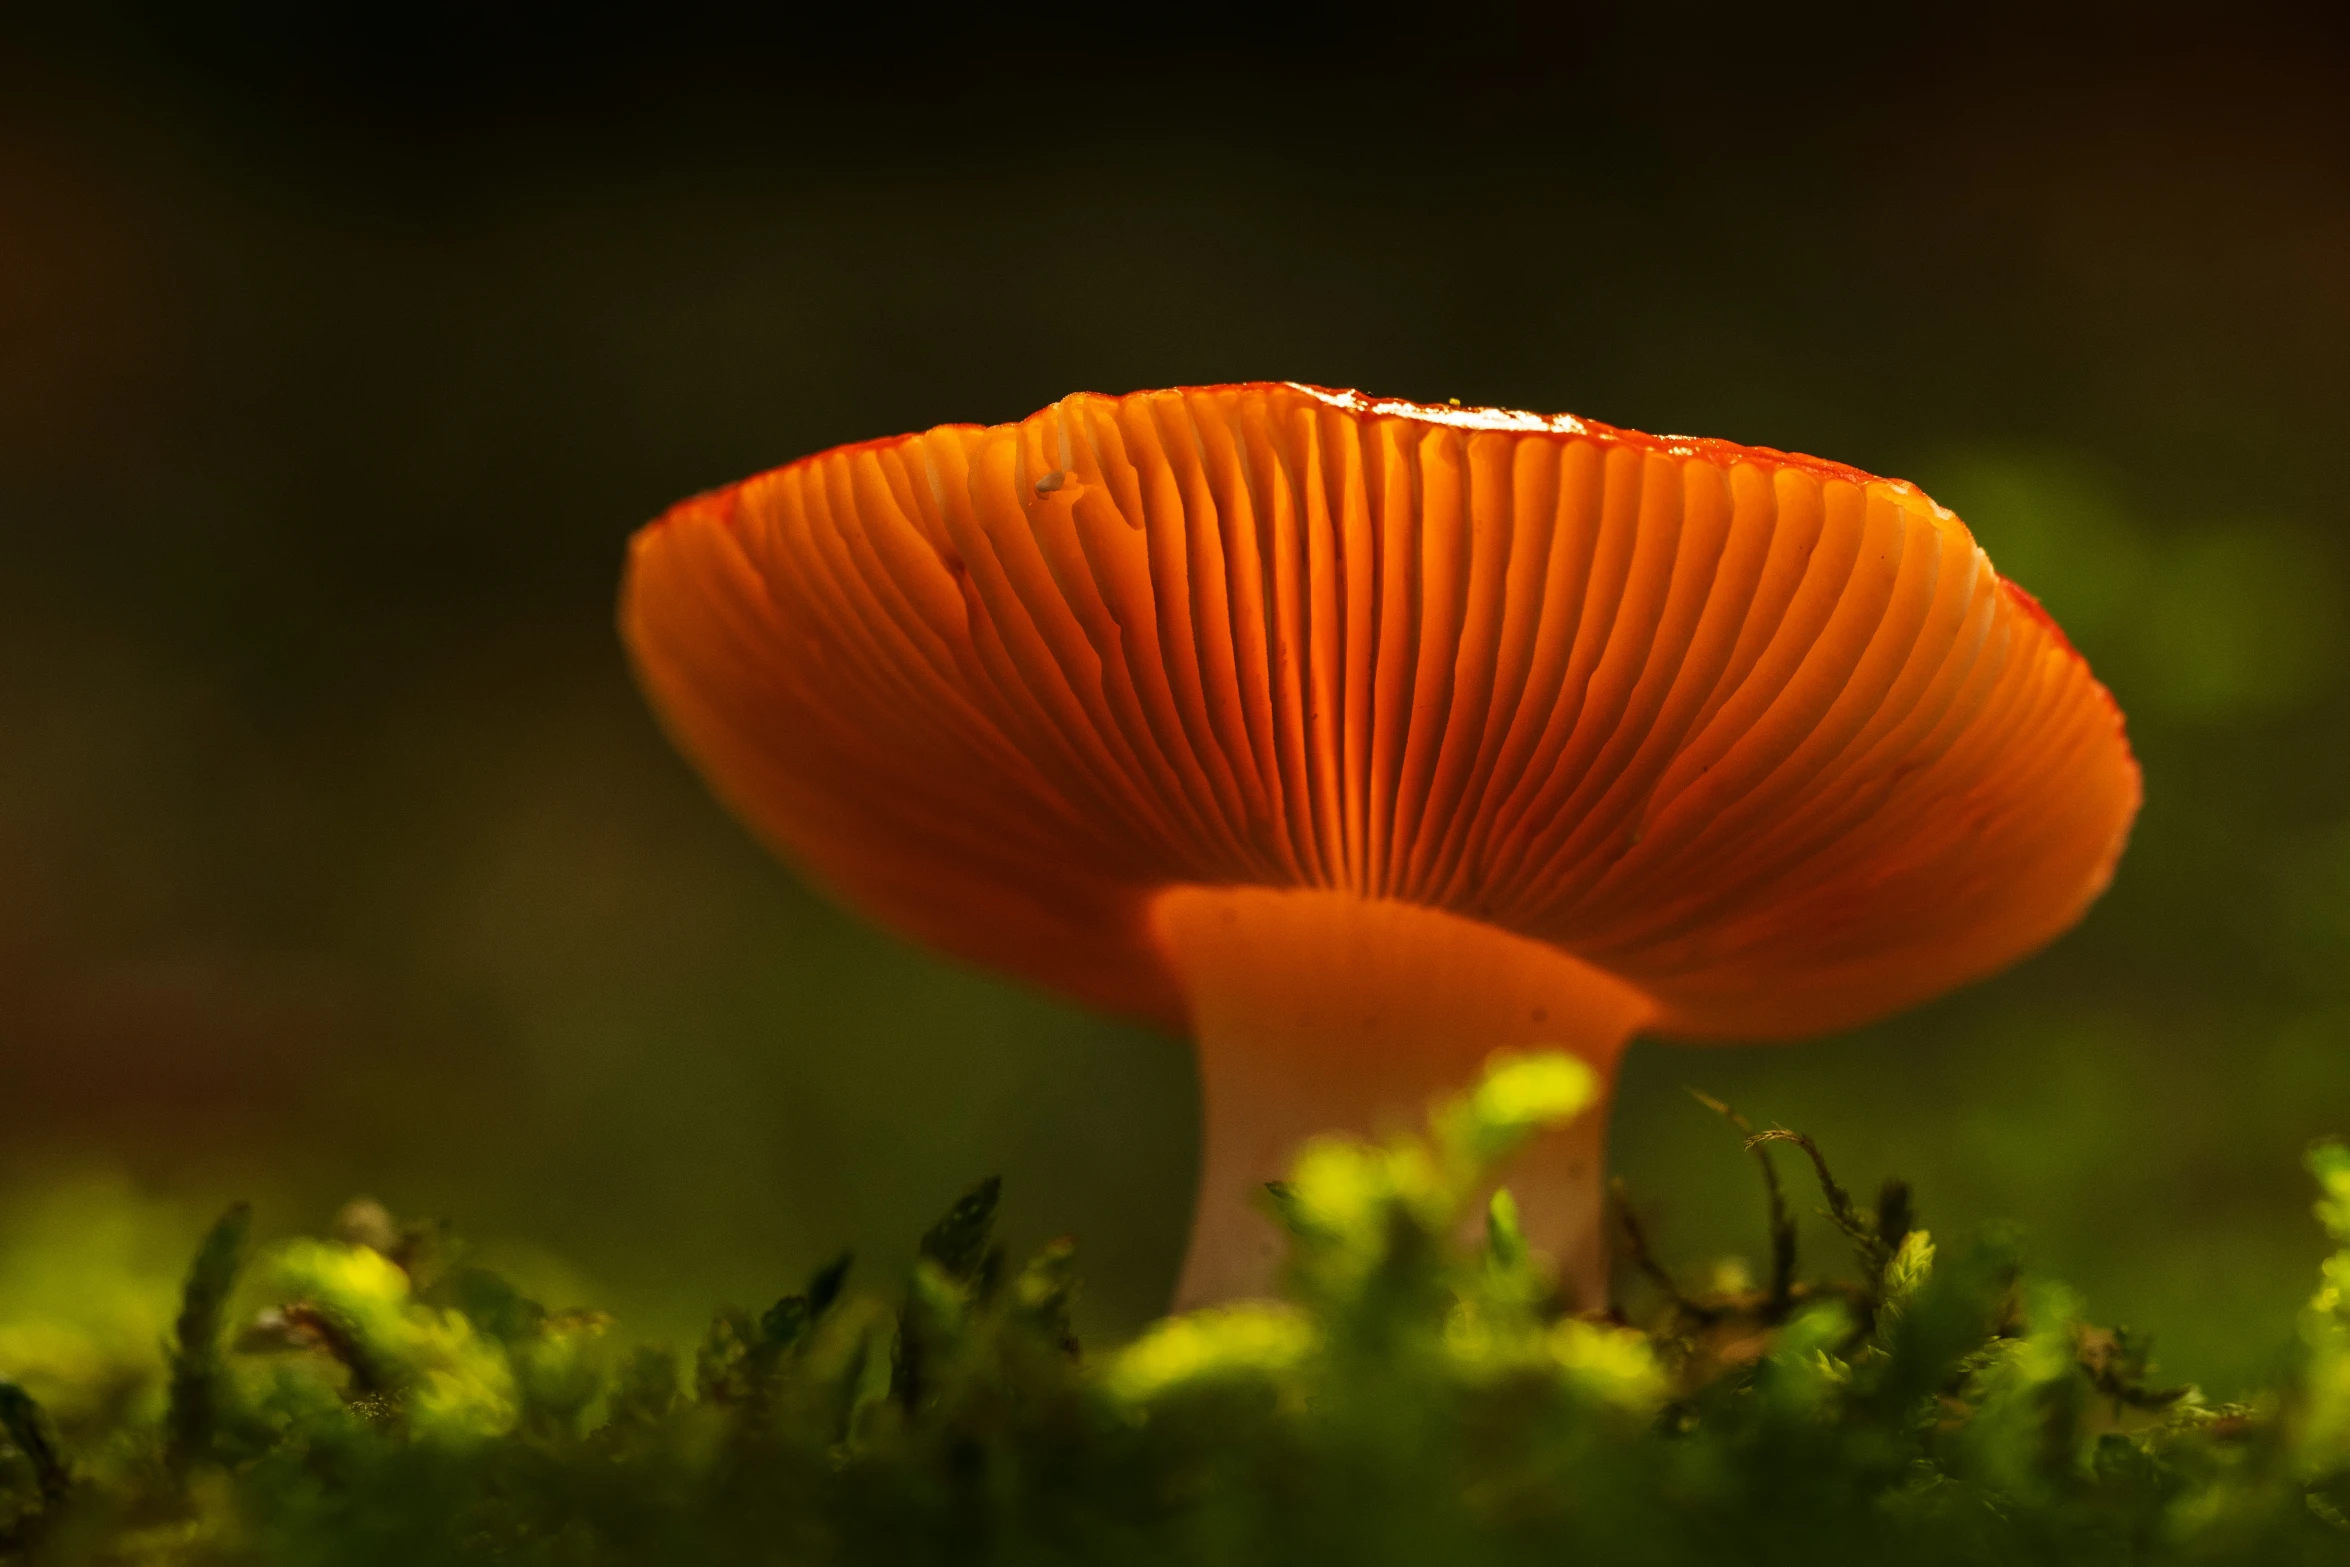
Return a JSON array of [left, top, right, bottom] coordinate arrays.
[[4, 1, 2349, 1399]]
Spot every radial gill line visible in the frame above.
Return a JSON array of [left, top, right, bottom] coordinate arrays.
[[1424, 436, 1567, 907]]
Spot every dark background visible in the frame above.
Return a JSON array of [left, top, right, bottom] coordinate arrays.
[[5, 1, 2350, 1393]]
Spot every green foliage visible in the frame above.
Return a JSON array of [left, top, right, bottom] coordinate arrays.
[[163, 1207, 247, 1477], [10, 1056, 2350, 1563]]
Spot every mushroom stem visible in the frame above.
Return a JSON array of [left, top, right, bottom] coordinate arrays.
[[1151, 886, 1656, 1313]]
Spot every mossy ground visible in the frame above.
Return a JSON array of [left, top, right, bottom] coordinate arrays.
[[7, 1054, 2350, 1565]]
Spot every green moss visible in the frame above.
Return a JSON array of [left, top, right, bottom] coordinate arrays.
[[7, 1055, 2350, 1564]]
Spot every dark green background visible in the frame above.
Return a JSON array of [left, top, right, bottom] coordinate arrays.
[[4, 3, 2348, 1393]]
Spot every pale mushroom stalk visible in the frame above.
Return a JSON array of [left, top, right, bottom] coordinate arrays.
[[622, 382, 2139, 1316], [1155, 886, 1652, 1309]]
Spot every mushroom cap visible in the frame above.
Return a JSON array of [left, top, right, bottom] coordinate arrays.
[[622, 383, 2139, 1040]]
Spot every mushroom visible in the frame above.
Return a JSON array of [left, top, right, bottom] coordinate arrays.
[[620, 383, 2139, 1312]]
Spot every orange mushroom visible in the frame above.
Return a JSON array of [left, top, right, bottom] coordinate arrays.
[[620, 383, 2139, 1312]]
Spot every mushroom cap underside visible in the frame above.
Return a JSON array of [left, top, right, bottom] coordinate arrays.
[[621, 382, 2140, 1040]]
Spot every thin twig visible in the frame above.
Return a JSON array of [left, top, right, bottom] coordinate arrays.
[[1745, 1128, 1889, 1278], [1691, 1091, 1796, 1319], [1610, 1178, 1717, 1323]]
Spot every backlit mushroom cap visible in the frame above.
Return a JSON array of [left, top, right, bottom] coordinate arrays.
[[623, 382, 2138, 1044]]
